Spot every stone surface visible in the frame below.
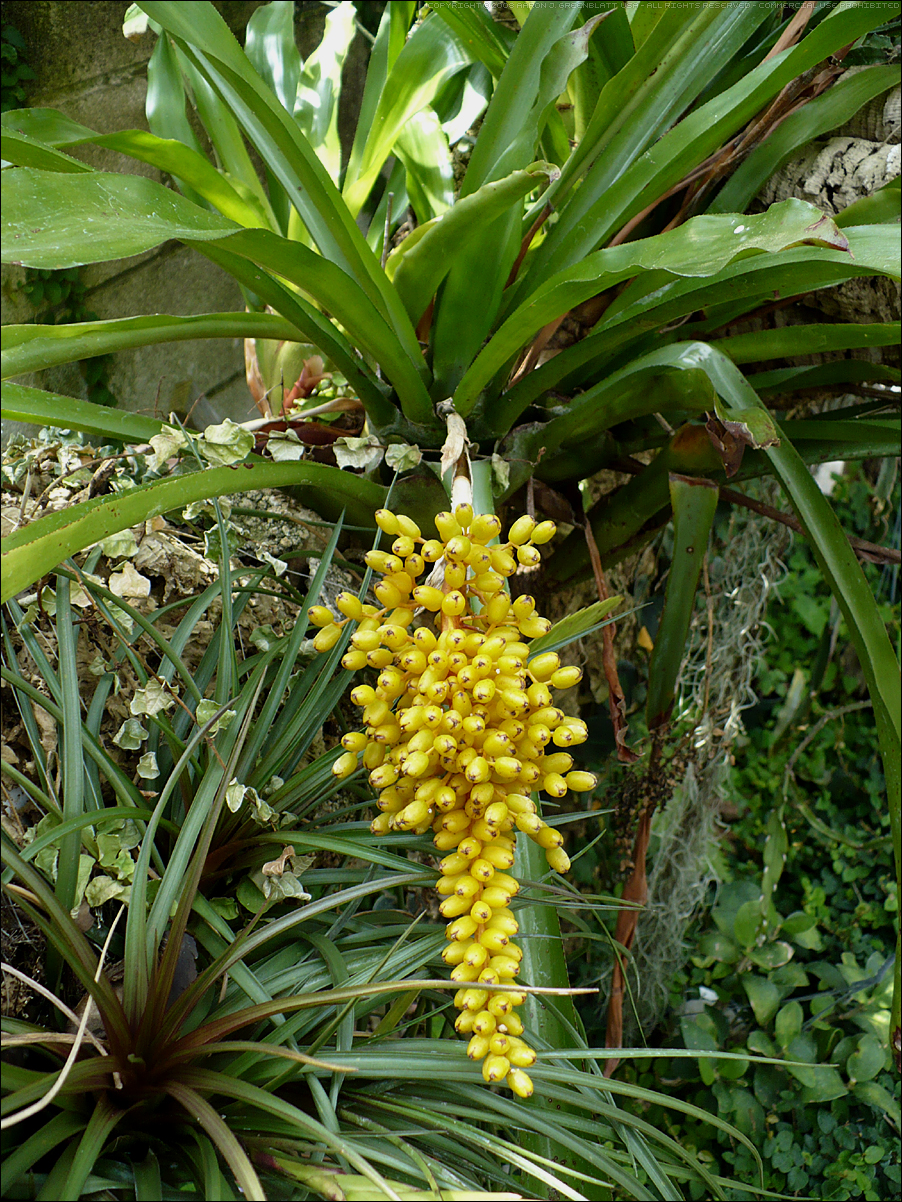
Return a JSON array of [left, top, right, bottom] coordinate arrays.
[[2, 1, 375, 443]]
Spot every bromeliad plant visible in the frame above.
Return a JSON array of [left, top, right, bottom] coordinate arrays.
[[2, 510, 758, 1201], [312, 496, 602, 1095], [1, 0, 900, 1105]]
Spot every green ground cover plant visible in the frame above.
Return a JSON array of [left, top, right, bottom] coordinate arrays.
[[1, 2, 900, 1197], [613, 462, 900, 1200]]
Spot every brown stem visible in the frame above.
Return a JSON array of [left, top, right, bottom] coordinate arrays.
[[583, 517, 639, 764], [720, 485, 902, 566], [611, 458, 901, 567], [505, 203, 553, 289]]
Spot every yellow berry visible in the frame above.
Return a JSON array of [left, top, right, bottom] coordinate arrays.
[[375, 509, 400, 535], [308, 605, 334, 627], [488, 955, 521, 979], [550, 666, 583, 689], [481, 885, 515, 910], [565, 770, 597, 792], [508, 516, 535, 545], [460, 988, 489, 1011], [446, 916, 479, 942], [445, 563, 467, 590], [543, 773, 568, 799], [490, 548, 516, 575], [519, 616, 552, 638], [467, 1035, 491, 1060], [546, 846, 571, 873], [441, 590, 467, 617], [537, 826, 564, 851], [482, 1054, 511, 1083], [489, 1032, 512, 1056], [434, 512, 460, 541], [412, 585, 445, 611], [528, 652, 561, 681], [470, 513, 503, 543], [506, 1068, 534, 1097], [454, 1009, 477, 1034], [313, 624, 342, 652], [332, 751, 359, 779], [440, 894, 474, 918]]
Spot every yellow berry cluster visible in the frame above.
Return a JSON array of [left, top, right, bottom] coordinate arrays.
[[308, 505, 596, 1097]]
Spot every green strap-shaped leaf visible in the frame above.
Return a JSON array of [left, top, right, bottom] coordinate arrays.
[[0, 384, 165, 443], [712, 322, 901, 365], [836, 176, 901, 229], [0, 168, 415, 423], [496, 228, 900, 422], [341, 11, 472, 216], [391, 162, 556, 325], [527, 598, 623, 658], [748, 360, 900, 395], [456, 199, 852, 416], [710, 64, 901, 215], [430, 0, 513, 78], [1, 461, 386, 603], [146, 20, 206, 160], [567, 5, 635, 141], [546, 410, 900, 585], [705, 346, 900, 799], [138, 1, 414, 355], [294, 1, 357, 185], [461, 3, 578, 196], [393, 107, 455, 225], [0, 168, 240, 269], [695, 349, 902, 999], [0, 127, 93, 173], [521, 1, 891, 298], [520, 2, 767, 294], [243, 0, 300, 115], [646, 474, 719, 731], [2, 312, 302, 380], [1, 108, 272, 227], [189, 240, 393, 426], [207, 228, 431, 420]]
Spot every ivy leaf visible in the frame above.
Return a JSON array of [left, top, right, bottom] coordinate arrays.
[[491, 453, 511, 496], [333, 434, 384, 470], [98, 527, 139, 559], [225, 779, 248, 813], [267, 428, 307, 462], [197, 419, 255, 467], [136, 751, 160, 779], [108, 561, 151, 598], [130, 679, 176, 717], [250, 624, 279, 651], [147, 425, 189, 472], [385, 441, 422, 472], [85, 875, 131, 907], [258, 550, 287, 576], [112, 717, 148, 749], [196, 699, 236, 734]]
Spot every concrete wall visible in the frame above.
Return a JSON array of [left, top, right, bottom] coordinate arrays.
[[2, 1, 373, 443]]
